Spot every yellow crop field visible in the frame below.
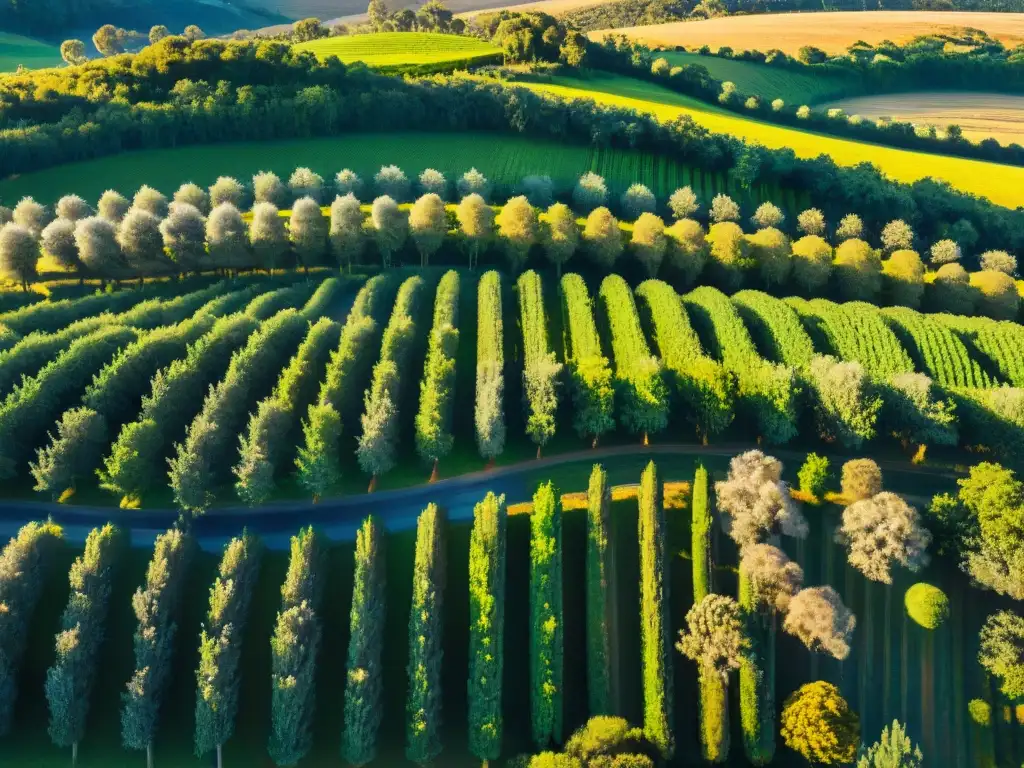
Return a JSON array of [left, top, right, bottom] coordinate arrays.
[[824, 91, 1024, 147], [517, 72, 1024, 208], [597, 11, 1024, 55], [294, 32, 500, 66]]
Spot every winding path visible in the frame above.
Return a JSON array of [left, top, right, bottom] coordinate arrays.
[[0, 443, 959, 550]]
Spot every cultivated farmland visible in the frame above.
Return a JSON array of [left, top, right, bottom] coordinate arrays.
[[293, 31, 501, 67], [601, 11, 1024, 55], [824, 91, 1024, 146], [519, 72, 1024, 208]]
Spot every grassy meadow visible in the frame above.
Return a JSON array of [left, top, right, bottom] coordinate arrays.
[[0, 130, 802, 211], [0, 32, 62, 73], [517, 71, 1024, 208], [294, 31, 501, 67], [659, 51, 858, 104], [599, 11, 1024, 55]]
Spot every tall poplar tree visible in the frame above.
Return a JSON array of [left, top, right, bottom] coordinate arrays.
[[692, 465, 713, 604], [639, 461, 673, 758], [586, 464, 612, 716], [342, 517, 387, 767], [46, 523, 121, 767], [468, 492, 507, 760], [121, 528, 193, 768], [407, 504, 446, 765], [530, 481, 563, 748], [195, 531, 263, 768], [269, 526, 325, 767]]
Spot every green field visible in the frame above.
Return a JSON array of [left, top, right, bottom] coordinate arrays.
[[0, 131, 799, 211], [661, 51, 858, 104], [0, 32, 62, 73], [518, 71, 1024, 209], [294, 31, 501, 67]]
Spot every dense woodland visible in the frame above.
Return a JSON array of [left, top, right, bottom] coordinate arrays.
[[2, 37, 1024, 257]]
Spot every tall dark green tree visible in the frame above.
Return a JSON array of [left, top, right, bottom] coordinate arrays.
[[586, 464, 613, 716], [407, 503, 446, 765], [530, 481, 563, 748], [195, 530, 263, 768], [638, 461, 673, 758], [342, 516, 387, 767], [121, 528, 193, 768], [0, 520, 63, 734], [46, 523, 121, 767], [468, 492, 507, 761], [269, 526, 325, 767]]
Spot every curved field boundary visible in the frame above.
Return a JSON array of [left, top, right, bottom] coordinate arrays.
[[517, 72, 1024, 208]]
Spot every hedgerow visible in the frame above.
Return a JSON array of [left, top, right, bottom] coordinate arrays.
[[468, 492, 507, 760], [530, 481, 563, 748], [243, 281, 318, 321], [0, 289, 148, 335], [638, 461, 673, 758], [635, 279, 734, 440], [691, 464, 713, 604], [299, 276, 346, 319], [357, 276, 426, 478], [786, 297, 914, 378], [936, 314, 1024, 387], [683, 286, 799, 444], [881, 306, 994, 389], [517, 271, 561, 454], [0, 325, 138, 480], [31, 314, 216, 496], [560, 274, 614, 443], [0, 317, 109, 396], [475, 271, 506, 461], [731, 290, 815, 368], [415, 270, 460, 467], [234, 317, 342, 505], [598, 275, 668, 439], [100, 313, 257, 503], [295, 275, 393, 500], [169, 309, 308, 513]]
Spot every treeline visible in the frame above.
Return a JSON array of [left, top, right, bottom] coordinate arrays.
[[595, 35, 1024, 167], [4, 178, 1018, 324], [3, 37, 1023, 256]]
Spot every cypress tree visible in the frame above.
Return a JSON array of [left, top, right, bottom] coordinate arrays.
[[739, 569, 774, 766], [638, 461, 673, 758], [530, 481, 563, 748], [692, 465, 713, 604], [585, 464, 612, 716], [269, 526, 325, 767], [342, 517, 387, 767], [195, 531, 263, 768], [0, 519, 63, 735], [406, 503, 446, 765], [121, 528, 193, 768], [46, 523, 121, 767], [468, 492, 507, 761]]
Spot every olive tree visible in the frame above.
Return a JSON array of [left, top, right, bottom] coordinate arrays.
[[117, 209, 165, 273], [370, 196, 407, 268], [0, 223, 40, 289], [796, 208, 826, 236], [668, 186, 699, 220], [456, 194, 493, 270], [131, 186, 168, 219], [97, 191, 130, 224], [835, 213, 864, 242], [207, 203, 251, 271], [979, 610, 1024, 700], [541, 203, 577, 277], [620, 184, 656, 219], [750, 202, 784, 230], [13, 197, 50, 236], [709, 194, 740, 223], [209, 177, 247, 209], [75, 217, 125, 278], [289, 197, 328, 269], [572, 173, 607, 213], [665, 219, 707, 287], [980, 250, 1017, 276], [288, 168, 325, 203], [41, 219, 80, 271], [791, 235, 832, 293], [253, 172, 289, 208], [329, 194, 365, 271], [715, 450, 808, 550], [928, 238, 961, 266], [173, 184, 210, 215], [374, 165, 410, 201], [880, 220, 913, 253], [249, 202, 289, 272], [581, 207, 622, 270], [418, 169, 448, 199], [630, 213, 667, 278], [335, 169, 364, 197], [837, 493, 930, 584], [496, 196, 537, 273], [457, 168, 491, 201], [408, 193, 448, 267], [783, 586, 856, 659], [159, 204, 207, 272], [56, 195, 92, 222]]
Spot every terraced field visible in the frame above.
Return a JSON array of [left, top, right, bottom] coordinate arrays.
[[0, 32, 62, 73], [601, 11, 1024, 55], [659, 51, 858, 104], [294, 31, 500, 67], [518, 72, 1024, 208]]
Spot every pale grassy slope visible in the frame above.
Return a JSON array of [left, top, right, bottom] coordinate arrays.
[[597, 11, 1024, 55], [518, 72, 1024, 207]]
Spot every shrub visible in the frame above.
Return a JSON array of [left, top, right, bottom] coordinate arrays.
[[979, 250, 1017, 275], [620, 183, 656, 219], [929, 238, 961, 266], [573, 172, 607, 213], [751, 202, 784, 230], [904, 583, 949, 629], [834, 239, 882, 301], [780, 682, 859, 765], [881, 220, 914, 253], [790, 235, 832, 293], [971, 269, 1020, 320], [668, 186, 699, 220], [835, 213, 864, 241], [841, 458, 882, 501], [709, 194, 739, 223], [798, 453, 830, 500], [797, 208, 826, 236]]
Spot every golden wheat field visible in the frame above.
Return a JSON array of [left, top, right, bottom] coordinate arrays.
[[824, 91, 1024, 146], [596, 11, 1024, 54]]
